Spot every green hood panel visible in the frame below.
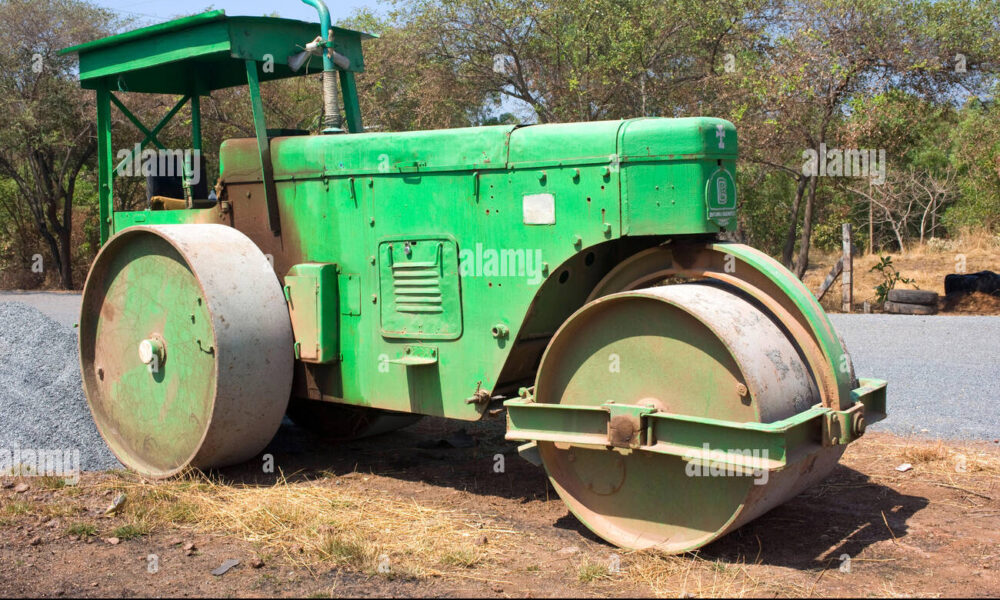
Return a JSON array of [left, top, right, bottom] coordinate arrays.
[[222, 117, 738, 183], [618, 117, 738, 161]]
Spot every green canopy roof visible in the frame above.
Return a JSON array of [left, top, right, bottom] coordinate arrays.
[[61, 10, 373, 95]]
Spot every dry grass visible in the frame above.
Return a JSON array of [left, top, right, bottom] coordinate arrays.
[[89, 471, 519, 580], [82, 471, 784, 594], [0, 496, 78, 519], [66, 522, 98, 538], [577, 560, 611, 583], [802, 228, 1000, 313], [19, 433, 990, 597], [845, 434, 1000, 498], [625, 552, 783, 597]]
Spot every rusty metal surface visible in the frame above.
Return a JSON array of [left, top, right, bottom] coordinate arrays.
[[79, 224, 294, 477], [587, 243, 854, 410], [532, 281, 844, 551]]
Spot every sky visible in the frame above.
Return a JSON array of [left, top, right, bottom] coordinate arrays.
[[90, 0, 384, 25]]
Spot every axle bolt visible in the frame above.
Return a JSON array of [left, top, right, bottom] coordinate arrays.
[[853, 414, 867, 437], [138, 337, 165, 366]]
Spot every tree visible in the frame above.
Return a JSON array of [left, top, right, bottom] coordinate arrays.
[[0, 0, 117, 289], [344, 7, 489, 131], [731, 0, 978, 276], [407, 0, 770, 124]]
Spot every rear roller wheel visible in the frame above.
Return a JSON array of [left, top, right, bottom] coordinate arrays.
[[79, 225, 294, 478], [535, 282, 845, 552]]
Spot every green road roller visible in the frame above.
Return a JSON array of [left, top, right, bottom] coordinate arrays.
[[65, 1, 886, 553]]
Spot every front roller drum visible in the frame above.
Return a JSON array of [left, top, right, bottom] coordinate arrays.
[[79, 225, 294, 478], [532, 282, 847, 552]]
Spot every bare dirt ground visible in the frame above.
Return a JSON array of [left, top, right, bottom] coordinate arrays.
[[1, 416, 998, 598]]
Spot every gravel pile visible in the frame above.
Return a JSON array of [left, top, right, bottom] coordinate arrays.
[[0, 301, 120, 471]]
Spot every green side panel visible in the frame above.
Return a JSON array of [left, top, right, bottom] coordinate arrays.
[[379, 238, 463, 340], [215, 117, 740, 420], [619, 118, 738, 236], [261, 125, 516, 179], [284, 263, 340, 363], [338, 273, 361, 316]]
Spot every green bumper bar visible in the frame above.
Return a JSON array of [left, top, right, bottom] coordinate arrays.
[[505, 378, 887, 472]]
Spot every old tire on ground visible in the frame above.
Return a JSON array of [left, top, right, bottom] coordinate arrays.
[[286, 400, 422, 441], [79, 224, 294, 478], [884, 300, 937, 315], [534, 282, 846, 552], [887, 289, 939, 305]]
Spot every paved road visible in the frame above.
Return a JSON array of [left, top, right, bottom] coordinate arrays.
[[830, 313, 1000, 441], [0, 291, 81, 328], [3, 292, 997, 441]]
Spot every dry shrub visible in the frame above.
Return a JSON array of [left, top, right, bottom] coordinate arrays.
[[803, 228, 1000, 313]]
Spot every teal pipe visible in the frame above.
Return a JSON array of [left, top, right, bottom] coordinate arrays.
[[300, 0, 334, 72], [300, 0, 342, 131]]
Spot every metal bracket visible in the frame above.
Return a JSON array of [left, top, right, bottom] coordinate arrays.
[[504, 379, 888, 471], [465, 380, 492, 405], [602, 402, 655, 449], [387, 344, 438, 366]]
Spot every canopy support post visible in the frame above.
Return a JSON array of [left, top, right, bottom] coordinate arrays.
[[339, 70, 363, 133], [96, 83, 113, 245], [245, 59, 280, 236]]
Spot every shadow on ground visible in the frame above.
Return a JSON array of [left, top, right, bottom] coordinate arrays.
[[215, 413, 929, 571]]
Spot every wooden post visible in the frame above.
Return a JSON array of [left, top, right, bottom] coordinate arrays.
[[868, 191, 874, 255], [816, 257, 843, 302], [842, 223, 853, 313]]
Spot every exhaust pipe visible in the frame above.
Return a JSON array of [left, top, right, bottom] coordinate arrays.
[[300, 0, 343, 133]]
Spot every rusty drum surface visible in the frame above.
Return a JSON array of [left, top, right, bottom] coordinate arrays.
[[79, 224, 293, 478]]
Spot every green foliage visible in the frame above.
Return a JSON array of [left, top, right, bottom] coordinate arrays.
[[869, 255, 915, 305], [2, 0, 1000, 290], [66, 522, 97, 538], [737, 165, 797, 255], [943, 97, 1000, 231], [111, 523, 149, 540]]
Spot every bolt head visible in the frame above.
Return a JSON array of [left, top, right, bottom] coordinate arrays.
[[138, 340, 155, 364], [138, 337, 164, 366], [854, 414, 867, 436]]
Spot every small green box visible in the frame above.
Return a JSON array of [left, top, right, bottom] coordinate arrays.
[[284, 263, 340, 363]]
